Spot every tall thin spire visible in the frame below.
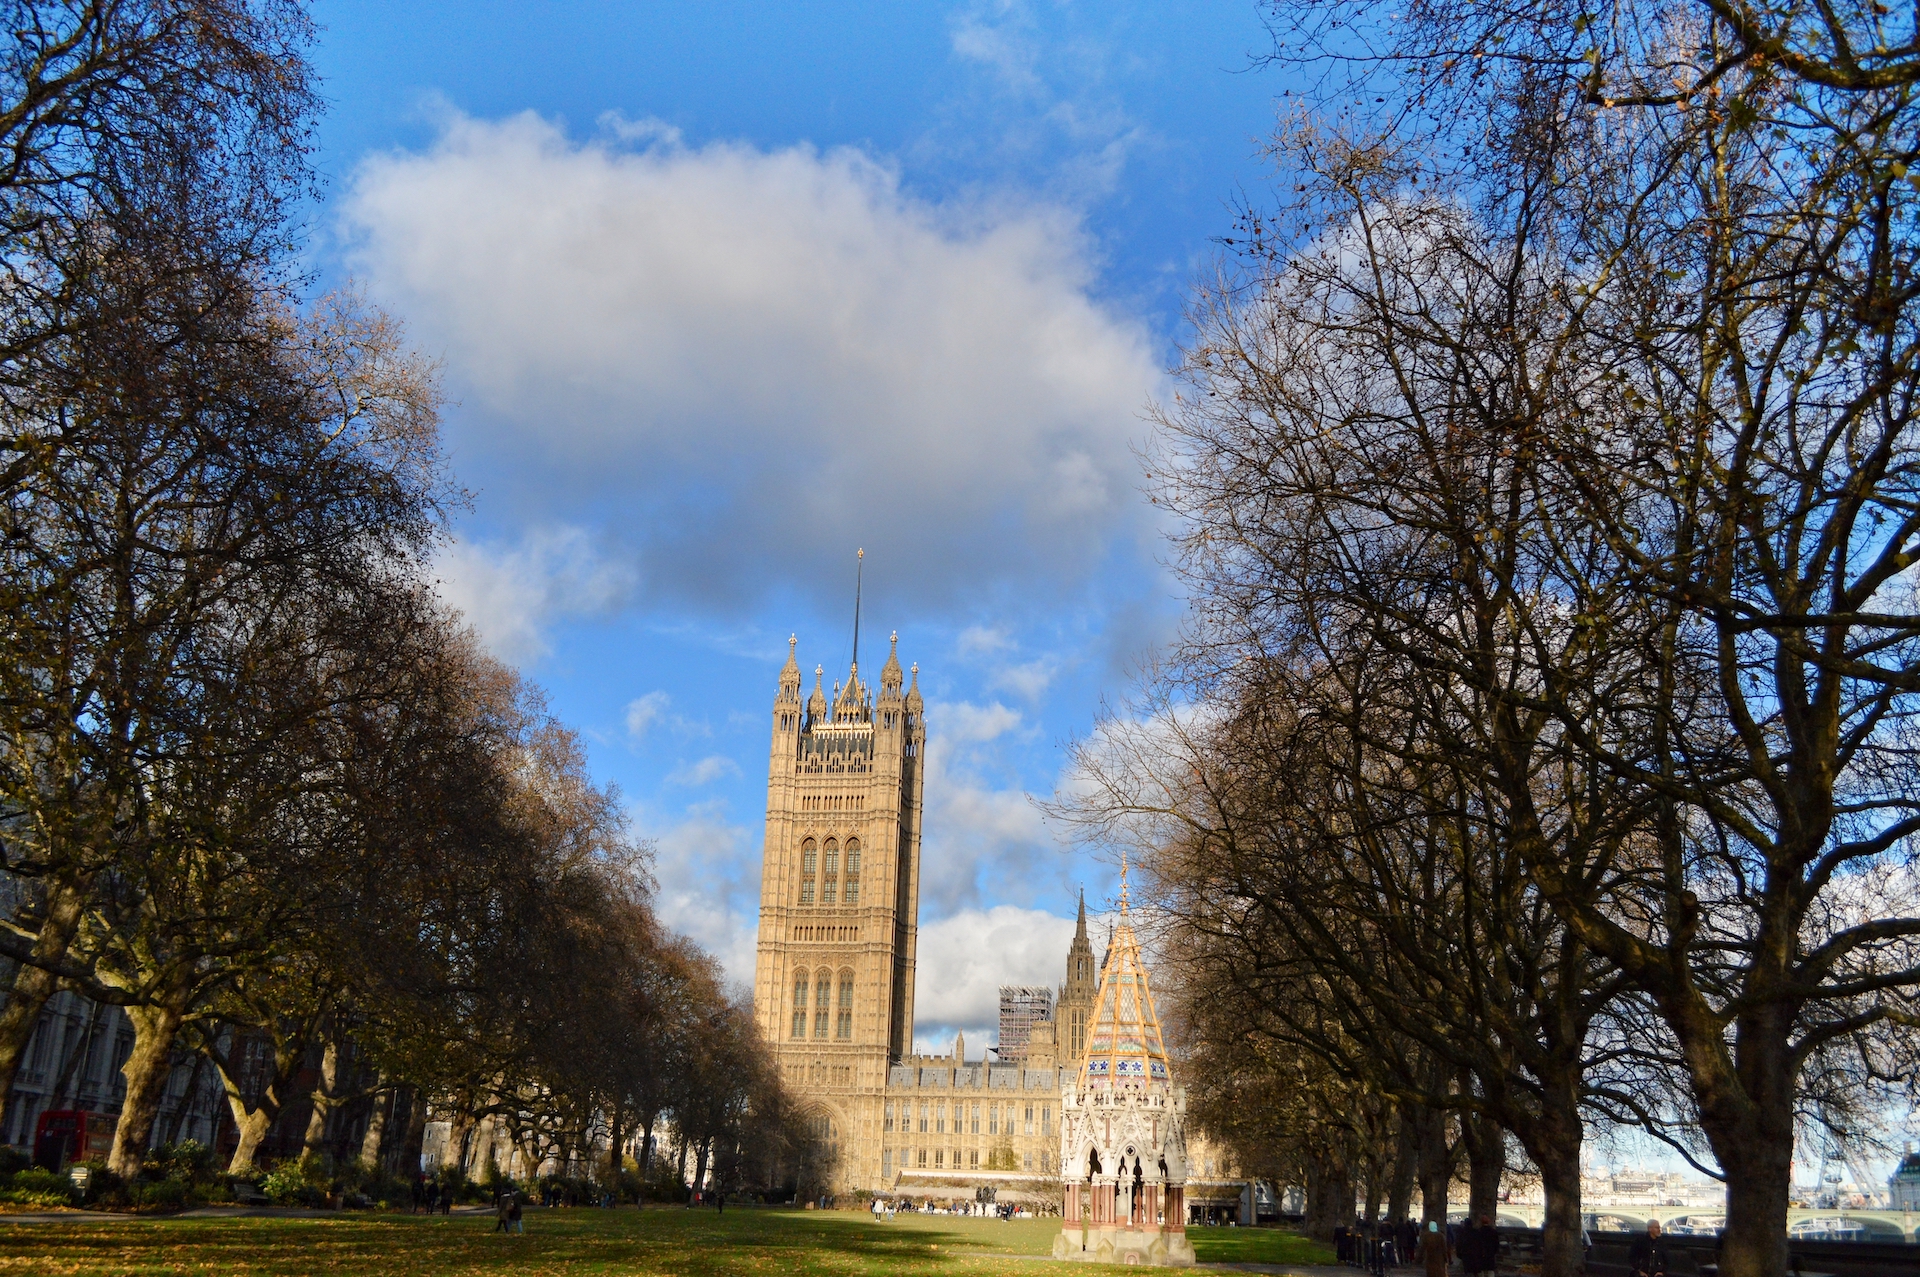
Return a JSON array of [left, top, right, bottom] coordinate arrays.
[[850, 547, 865, 674]]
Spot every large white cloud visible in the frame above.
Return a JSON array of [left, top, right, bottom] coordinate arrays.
[[911, 904, 1079, 1051], [343, 111, 1162, 617], [433, 525, 635, 663]]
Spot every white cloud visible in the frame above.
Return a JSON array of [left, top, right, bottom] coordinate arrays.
[[434, 525, 635, 664], [942, 0, 1149, 201], [668, 755, 741, 787], [625, 691, 671, 738], [343, 111, 1160, 614], [956, 625, 1014, 657], [917, 731, 1069, 915], [646, 805, 760, 986], [937, 700, 1025, 744], [989, 655, 1060, 700], [911, 905, 1078, 1049]]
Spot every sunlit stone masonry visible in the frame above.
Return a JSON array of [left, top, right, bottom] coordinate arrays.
[[1053, 873, 1196, 1267]]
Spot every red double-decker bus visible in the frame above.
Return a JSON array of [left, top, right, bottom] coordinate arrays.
[[31, 1110, 115, 1171]]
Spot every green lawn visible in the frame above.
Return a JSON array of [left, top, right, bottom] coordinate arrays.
[[1183, 1224, 1335, 1266], [0, 1204, 1334, 1275]]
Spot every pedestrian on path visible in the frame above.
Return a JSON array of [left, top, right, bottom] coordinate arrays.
[[493, 1191, 513, 1234], [1417, 1220, 1451, 1277], [1461, 1214, 1499, 1276]]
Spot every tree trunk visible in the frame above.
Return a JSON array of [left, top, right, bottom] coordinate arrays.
[[1387, 1107, 1417, 1223], [1303, 1137, 1351, 1239], [1711, 1119, 1795, 1277], [227, 1100, 274, 1174], [448, 1108, 474, 1177], [1363, 1151, 1385, 1223], [1535, 1134, 1586, 1277], [0, 878, 89, 1133], [209, 1038, 291, 1174], [301, 1037, 340, 1159], [606, 1103, 622, 1187], [692, 1135, 712, 1199], [359, 1088, 389, 1167], [399, 1089, 428, 1175], [167, 1050, 208, 1145], [1412, 1103, 1452, 1227], [1462, 1111, 1504, 1224], [674, 1132, 689, 1203], [106, 999, 186, 1179]]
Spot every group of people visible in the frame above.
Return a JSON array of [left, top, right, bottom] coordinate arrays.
[[1335, 1214, 1500, 1277], [1336, 1213, 1675, 1277], [407, 1177, 454, 1215], [868, 1197, 1027, 1220], [492, 1190, 525, 1234]]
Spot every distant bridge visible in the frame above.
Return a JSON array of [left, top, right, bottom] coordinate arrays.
[[1476, 1201, 1918, 1242]]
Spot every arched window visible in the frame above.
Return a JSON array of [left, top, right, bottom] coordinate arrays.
[[835, 970, 854, 1039], [821, 838, 839, 905], [814, 975, 831, 1038], [844, 840, 860, 905], [791, 970, 808, 1039], [799, 839, 816, 906]]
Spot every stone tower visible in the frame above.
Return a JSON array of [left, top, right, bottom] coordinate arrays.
[[752, 623, 925, 1187], [1058, 890, 1098, 1069], [1053, 872, 1195, 1267]]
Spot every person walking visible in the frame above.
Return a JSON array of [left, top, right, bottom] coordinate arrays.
[[509, 1193, 524, 1235], [493, 1190, 513, 1234], [1417, 1220, 1452, 1277], [1461, 1213, 1499, 1276]]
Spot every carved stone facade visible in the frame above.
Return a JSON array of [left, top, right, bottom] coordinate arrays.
[[751, 632, 925, 1190], [752, 634, 1218, 1211], [1053, 884, 1197, 1266]]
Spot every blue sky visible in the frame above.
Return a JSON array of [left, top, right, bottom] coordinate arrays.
[[304, 0, 1288, 1052]]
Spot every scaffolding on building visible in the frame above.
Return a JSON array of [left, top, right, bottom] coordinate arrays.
[[997, 985, 1055, 1063]]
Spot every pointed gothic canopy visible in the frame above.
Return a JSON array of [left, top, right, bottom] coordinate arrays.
[[1078, 883, 1172, 1093]]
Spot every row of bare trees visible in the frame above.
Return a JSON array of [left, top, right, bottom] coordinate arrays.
[[1064, 0, 1920, 1274], [0, 2, 804, 1199]]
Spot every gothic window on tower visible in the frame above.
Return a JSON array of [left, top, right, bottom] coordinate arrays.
[[791, 971, 808, 1039], [835, 970, 854, 1039], [822, 839, 838, 904], [799, 839, 817, 906], [844, 840, 860, 904], [814, 976, 831, 1038]]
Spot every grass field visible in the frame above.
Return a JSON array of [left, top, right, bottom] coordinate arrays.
[[0, 1204, 1336, 1275]]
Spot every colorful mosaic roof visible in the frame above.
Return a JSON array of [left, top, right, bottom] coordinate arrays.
[[1078, 866, 1172, 1093]]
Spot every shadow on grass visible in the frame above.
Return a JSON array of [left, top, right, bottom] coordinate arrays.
[[0, 1205, 1077, 1276]]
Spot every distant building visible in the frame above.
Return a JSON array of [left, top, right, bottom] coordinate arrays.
[[752, 621, 1232, 1203], [998, 987, 1055, 1064], [1891, 1152, 1920, 1210]]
